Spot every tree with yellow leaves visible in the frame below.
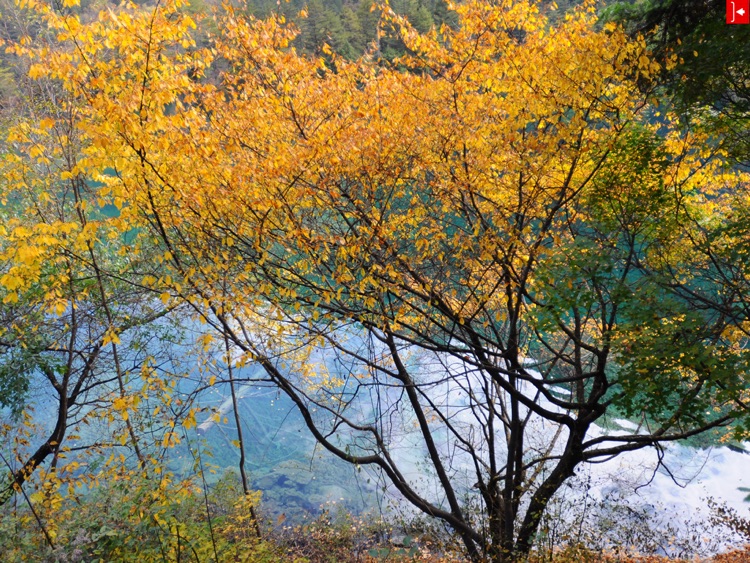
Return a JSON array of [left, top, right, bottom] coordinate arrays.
[[5, 0, 750, 560], [0, 11, 201, 517]]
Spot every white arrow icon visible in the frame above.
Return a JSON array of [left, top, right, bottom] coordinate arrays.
[[730, 2, 747, 21]]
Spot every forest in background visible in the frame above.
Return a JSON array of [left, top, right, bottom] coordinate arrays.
[[0, 0, 750, 561]]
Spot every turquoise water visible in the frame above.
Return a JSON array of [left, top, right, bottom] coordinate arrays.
[[176, 384, 378, 522]]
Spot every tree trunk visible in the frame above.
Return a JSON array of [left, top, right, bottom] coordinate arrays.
[[513, 427, 587, 558]]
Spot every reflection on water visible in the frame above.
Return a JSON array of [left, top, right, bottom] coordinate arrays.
[[176, 385, 377, 522]]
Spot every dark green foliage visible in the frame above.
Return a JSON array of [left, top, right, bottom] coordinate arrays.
[[0, 345, 42, 419], [299, 0, 355, 56], [529, 124, 749, 442], [286, 0, 452, 59], [605, 0, 750, 163]]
